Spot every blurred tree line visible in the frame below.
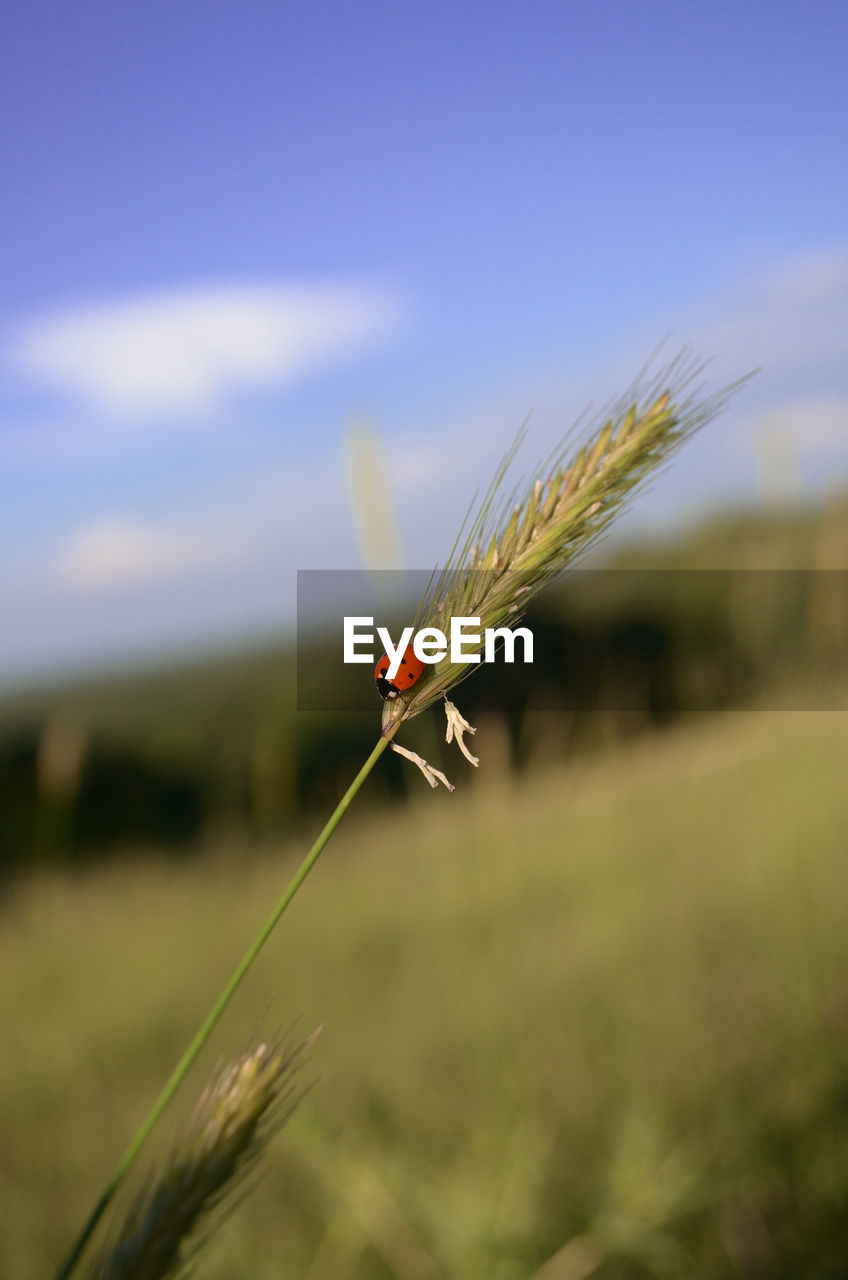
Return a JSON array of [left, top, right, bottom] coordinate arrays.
[[1, 496, 846, 871]]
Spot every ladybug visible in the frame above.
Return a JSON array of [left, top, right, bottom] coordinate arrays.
[[374, 645, 426, 700]]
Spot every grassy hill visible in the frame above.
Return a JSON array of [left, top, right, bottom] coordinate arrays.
[[2, 492, 847, 870], [3, 702, 847, 1278]]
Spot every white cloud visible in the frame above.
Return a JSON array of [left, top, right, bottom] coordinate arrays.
[[684, 245, 848, 380], [761, 247, 848, 306], [6, 280, 404, 416], [54, 518, 239, 591], [753, 395, 848, 452], [379, 245, 848, 552]]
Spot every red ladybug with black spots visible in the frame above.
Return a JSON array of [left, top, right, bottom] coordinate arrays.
[[374, 646, 426, 700]]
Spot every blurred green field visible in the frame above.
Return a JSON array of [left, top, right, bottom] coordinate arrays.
[[2, 705, 848, 1278]]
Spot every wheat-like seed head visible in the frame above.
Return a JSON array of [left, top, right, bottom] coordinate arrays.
[[89, 1032, 316, 1280], [383, 351, 753, 732]]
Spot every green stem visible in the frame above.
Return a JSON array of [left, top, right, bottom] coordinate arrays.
[[53, 729, 396, 1280]]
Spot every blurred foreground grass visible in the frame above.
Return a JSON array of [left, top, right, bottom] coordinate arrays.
[[2, 706, 848, 1278]]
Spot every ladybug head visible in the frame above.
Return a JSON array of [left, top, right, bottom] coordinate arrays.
[[375, 660, 400, 700]]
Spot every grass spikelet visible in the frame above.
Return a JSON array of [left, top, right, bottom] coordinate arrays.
[[55, 347, 752, 1280], [89, 1033, 316, 1280], [383, 351, 753, 730]]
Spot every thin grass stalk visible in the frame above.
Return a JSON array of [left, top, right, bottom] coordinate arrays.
[[53, 727, 398, 1280], [55, 349, 751, 1278]]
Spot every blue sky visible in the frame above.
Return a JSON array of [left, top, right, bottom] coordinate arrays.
[[1, 0, 847, 684]]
